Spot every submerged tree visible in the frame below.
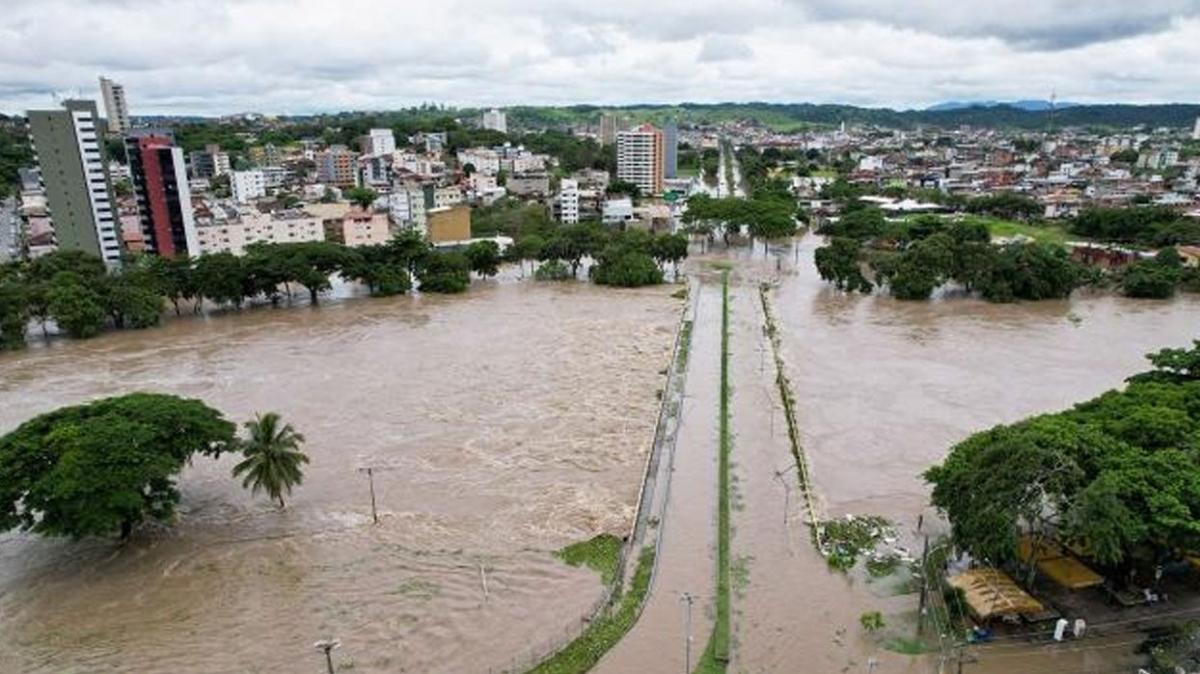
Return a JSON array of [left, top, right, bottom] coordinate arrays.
[[233, 412, 309, 509], [925, 342, 1200, 570], [0, 394, 235, 539]]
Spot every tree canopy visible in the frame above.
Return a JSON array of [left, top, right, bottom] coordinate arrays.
[[0, 393, 236, 539], [926, 342, 1200, 569]]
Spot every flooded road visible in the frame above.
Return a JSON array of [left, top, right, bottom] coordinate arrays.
[[732, 234, 1200, 673], [0, 279, 680, 674], [595, 279, 722, 674]]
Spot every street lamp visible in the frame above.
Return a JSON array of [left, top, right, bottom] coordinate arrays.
[[680, 592, 696, 673], [314, 638, 340, 674]]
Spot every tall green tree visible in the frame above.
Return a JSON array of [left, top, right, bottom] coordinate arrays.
[[0, 280, 27, 350], [0, 393, 235, 539], [232, 412, 310, 509], [47, 272, 107, 338], [345, 186, 379, 211]]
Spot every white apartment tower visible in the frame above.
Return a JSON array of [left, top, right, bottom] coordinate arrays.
[[1193, 116, 1200, 141], [99, 77, 130, 135], [231, 170, 267, 203], [616, 124, 665, 196], [482, 108, 507, 134], [558, 179, 580, 224], [362, 128, 397, 156]]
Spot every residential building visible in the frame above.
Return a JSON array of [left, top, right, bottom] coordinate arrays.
[[506, 153, 546, 173], [358, 155, 391, 187], [664, 121, 678, 179], [467, 172, 498, 197], [316, 146, 358, 186], [361, 128, 396, 156], [617, 124, 665, 196], [189, 144, 231, 179], [231, 169, 267, 203], [599, 113, 619, 146], [482, 108, 507, 134], [557, 178, 580, 224], [1194, 117, 1200, 141], [574, 168, 610, 191], [325, 209, 391, 247], [248, 144, 282, 167], [506, 172, 551, 197], [124, 133, 199, 257], [26, 99, 121, 263], [602, 197, 635, 225], [261, 166, 289, 190], [99, 77, 130, 135], [432, 185, 464, 209], [426, 205, 471, 243], [416, 132, 447, 154], [388, 183, 428, 232], [457, 148, 501, 174], [195, 209, 324, 255]]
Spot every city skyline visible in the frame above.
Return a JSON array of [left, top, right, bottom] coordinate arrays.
[[2, 1, 1200, 116]]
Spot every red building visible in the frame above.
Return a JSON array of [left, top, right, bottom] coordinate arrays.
[[125, 132, 199, 257]]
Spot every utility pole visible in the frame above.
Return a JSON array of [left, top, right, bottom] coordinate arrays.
[[918, 535, 930, 637], [358, 467, 378, 524], [314, 639, 340, 674], [680, 592, 696, 673]]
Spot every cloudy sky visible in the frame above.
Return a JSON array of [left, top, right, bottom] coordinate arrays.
[[2, 0, 1199, 116]]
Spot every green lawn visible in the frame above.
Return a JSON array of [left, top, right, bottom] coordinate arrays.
[[529, 547, 655, 674], [973, 217, 1072, 247], [556, 534, 623, 586]]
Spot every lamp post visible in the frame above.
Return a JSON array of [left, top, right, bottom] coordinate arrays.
[[314, 639, 340, 674], [680, 592, 696, 673], [358, 467, 378, 524]]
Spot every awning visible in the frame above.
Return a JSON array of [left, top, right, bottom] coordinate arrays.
[[948, 568, 1046, 621], [1019, 537, 1104, 590]]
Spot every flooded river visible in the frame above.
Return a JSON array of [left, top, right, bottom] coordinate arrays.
[[0, 278, 680, 674], [734, 234, 1200, 673], [2, 235, 1197, 674]]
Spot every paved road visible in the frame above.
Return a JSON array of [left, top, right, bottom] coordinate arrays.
[[595, 279, 723, 674]]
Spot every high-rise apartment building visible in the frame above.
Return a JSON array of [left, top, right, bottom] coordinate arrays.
[[616, 124, 665, 196], [360, 128, 396, 156], [125, 133, 199, 258], [663, 121, 679, 179], [1193, 116, 1200, 141], [316, 146, 358, 186], [27, 99, 121, 263], [99, 77, 130, 135], [481, 108, 507, 134], [231, 169, 267, 203], [189, 144, 231, 179], [599, 113, 619, 146], [557, 178, 580, 224]]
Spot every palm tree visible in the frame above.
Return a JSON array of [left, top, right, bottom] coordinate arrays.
[[233, 412, 309, 508]]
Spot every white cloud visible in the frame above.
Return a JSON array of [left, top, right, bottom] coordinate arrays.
[[0, 0, 1197, 115], [698, 37, 753, 63]]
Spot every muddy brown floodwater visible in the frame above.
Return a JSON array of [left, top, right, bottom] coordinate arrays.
[[0, 278, 680, 674], [730, 234, 1200, 674]]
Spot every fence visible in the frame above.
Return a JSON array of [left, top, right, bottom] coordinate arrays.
[[494, 278, 698, 674]]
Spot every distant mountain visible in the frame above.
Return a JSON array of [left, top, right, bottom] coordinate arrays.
[[926, 100, 1080, 112]]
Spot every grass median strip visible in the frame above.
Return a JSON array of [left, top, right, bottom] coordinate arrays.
[[527, 546, 656, 674], [697, 269, 733, 671]]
